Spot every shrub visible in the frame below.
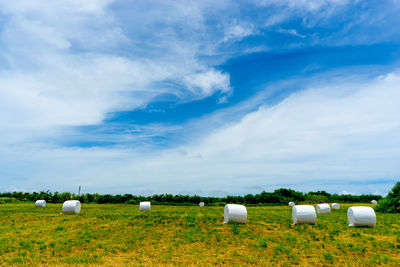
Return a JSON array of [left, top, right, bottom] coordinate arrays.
[[305, 194, 329, 203], [376, 181, 400, 213], [0, 197, 19, 204]]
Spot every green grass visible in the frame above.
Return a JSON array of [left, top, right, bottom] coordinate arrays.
[[0, 203, 399, 266]]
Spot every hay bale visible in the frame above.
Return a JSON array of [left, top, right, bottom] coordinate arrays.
[[199, 202, 205, 207], [139, 201, 151, 211], [371, 200, 377, 205], [347, 206, 376, 227], [316, 203, 331, 214], [288, 201, 295, 207], [292, 205, 317, 225], [224, 204, 247, 224], [62, 200, 81, 214], [331, 203, 340, 210], [35, 200, 46, 207]]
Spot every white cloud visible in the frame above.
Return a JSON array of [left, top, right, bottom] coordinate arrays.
[[278, 28, 307, 38], [223, 22, 256, 42], [0, 55, 173, 129], [255, 0, 349, 12], [189, 72, 400, 182], [184, 70, 231, 99]]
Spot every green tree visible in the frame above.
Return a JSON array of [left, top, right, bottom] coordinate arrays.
[[376, 181, 400, 213]]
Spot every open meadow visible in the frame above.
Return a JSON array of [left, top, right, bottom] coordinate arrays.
[[0, 203, 399, 266]]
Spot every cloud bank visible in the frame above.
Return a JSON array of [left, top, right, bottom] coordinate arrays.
[[2, 71, 399, 195]]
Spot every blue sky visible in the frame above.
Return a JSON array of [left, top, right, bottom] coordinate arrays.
[[0, 0, 399, 196]]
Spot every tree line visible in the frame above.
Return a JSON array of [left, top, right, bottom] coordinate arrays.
[[0, 188, 382, 205]]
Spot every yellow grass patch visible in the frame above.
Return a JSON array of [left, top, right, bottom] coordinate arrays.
[[0, 203, 398, 266]]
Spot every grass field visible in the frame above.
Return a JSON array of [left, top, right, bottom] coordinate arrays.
[[0, 203, 399, 266]]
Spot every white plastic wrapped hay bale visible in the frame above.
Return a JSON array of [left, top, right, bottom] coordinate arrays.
[[316, 203, 331, 214], [139, 201, 151, 211], [199, 202, 205, 207], [347, 206, 376, 227], [62, 200, 81, 214], [35, 200, 46, 207], [331, 203, 340, 210], [288, 201, 295, 207], [371, 200, 377, 205], [292, 205, 317, 225], [224, 204, 247, 224]]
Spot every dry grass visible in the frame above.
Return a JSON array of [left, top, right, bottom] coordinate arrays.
[[0, 203, 399, 266]]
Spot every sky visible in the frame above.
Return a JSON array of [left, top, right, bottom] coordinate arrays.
[[0, 0, 399, 196]]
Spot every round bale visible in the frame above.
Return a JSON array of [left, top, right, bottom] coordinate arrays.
[[316, 203, 331, 214], [35, 200, 46, 207], [224, 204, 247, 224], [199, 202, 205, 207], [288, 201, 295, 207], [371, 200, 377, 205], [331, 203, 340, 210], [347, 206, 376, 227], [292, 205, 317, 225], [62, 200, 81, 214], [139, 201, 151, 211]]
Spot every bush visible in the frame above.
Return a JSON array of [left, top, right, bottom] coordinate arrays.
[[0, 197, 19, 204], [125, 199, 138, 205], [376, 181, 400, 213], [305, 194, 329, 203]]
